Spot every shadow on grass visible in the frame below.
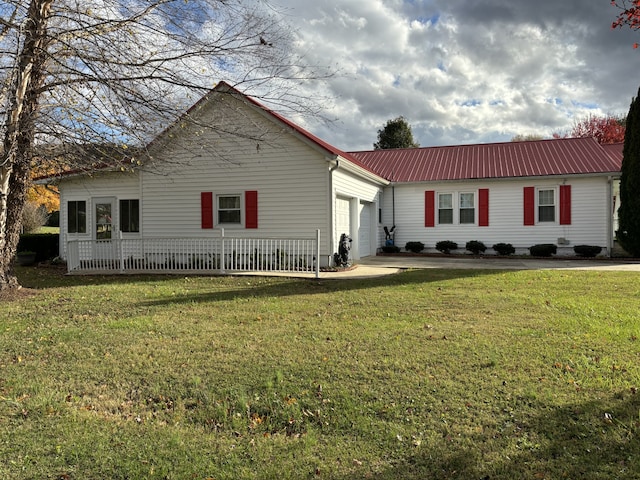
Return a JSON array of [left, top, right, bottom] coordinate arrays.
[[15, 264, 505, 305], [14, 264, 200, 290], [136, 268, 503, 308], [341, 390, 640, 480]]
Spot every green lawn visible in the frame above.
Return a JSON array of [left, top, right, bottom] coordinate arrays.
[[36, 226, 59, 234], [1, 266, 639, 479]]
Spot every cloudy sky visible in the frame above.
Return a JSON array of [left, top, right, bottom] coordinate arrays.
[[268, 0, 640, 151]]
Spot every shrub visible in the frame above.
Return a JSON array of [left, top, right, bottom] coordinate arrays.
[[435, 240, 458, 254], [404, 241, 425, 253], [17, 233, 59, 261], [492, 243, 515, 256], [46, 210, 60, 227], [573, 245, 602, 258], [21, 201, 48, 233], [529, 244, 557, 257], [381, 245, 400, 253], [466, 240, 486, 255]]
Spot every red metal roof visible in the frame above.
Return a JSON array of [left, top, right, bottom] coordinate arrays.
[[601, 142, 624, 166], [349, 137, 621, 183], [36, 81, 622, 185]]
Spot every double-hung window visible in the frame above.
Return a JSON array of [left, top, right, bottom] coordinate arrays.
[[438, 193, 453, 224], [68, 200, 86, 234], [218, 195, 241, 224], [119, 199, 140, 233], [459, 193, 475, 224], [538, 189, 555, 222]]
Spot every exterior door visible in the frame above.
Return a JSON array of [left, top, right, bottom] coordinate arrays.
[[359, 201, 371, 257], [93, 198, 117, 262], [95, 199, 114, 240], [335, 196, 351, 250]]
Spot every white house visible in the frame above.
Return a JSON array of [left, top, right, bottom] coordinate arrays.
[[350, 138, 622, 256], [46, 82, 623, 273], [51, 82, 388, 271]]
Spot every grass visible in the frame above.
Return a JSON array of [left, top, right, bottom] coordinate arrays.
[[36, 226, 59, 234], [1, 266, 640, 479]]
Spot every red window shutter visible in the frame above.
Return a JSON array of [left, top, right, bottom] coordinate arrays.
[[523, 187, 535, 226], [425, 190, 435, 227], [201, 192, 213, 229], [245, 190, 258, 229], [560, 185, 571, 225], [478, 188, 489, 226]]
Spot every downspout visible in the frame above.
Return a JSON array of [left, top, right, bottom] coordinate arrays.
[[392, 183, 396, 227], [607, 176, 614, 258], [391, 169, 396, 230], [328, 159, 340, 264]]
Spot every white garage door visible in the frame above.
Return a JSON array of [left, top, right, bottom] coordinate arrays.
[[335, 197, 351, 249], [359, 202, 371, 257]]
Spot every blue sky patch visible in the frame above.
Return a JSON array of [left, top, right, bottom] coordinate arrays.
[[460, 99, 481, 107], [571, 100, 598, 109]]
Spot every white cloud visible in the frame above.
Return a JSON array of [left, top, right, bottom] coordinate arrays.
[[272, 0, 640, 150]]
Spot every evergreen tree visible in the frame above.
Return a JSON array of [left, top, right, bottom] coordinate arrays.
[[617, 87, 640, 256], [374, 116, 419, 150]]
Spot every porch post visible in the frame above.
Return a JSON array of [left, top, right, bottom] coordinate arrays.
[[220, 228, 225, 274], [315, 229, 320, 279], [119, 231, 125, 273]]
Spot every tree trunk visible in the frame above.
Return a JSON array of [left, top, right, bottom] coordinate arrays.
[[0, 0, 52, 290]]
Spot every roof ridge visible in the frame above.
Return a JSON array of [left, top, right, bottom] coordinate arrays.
[[347, 136, 600, 155]]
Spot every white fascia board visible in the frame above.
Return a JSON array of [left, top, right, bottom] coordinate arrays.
[[334, 156, 390, 186]]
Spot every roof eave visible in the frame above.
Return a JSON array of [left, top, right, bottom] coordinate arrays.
[[391, 171, 621, 185], [336, 156, 390, 185]]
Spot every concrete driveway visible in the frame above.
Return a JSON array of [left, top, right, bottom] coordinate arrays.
[[358, 254, 640, 272], [316, 254, 640, 279], [239, 254, 640, 280]]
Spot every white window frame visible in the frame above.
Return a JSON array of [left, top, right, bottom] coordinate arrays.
[[537, 187, 556, 224], [67, 199, 87, 235], [438, 193, 454, 225], [437, 191, 477, 226], [217, 194, 242, 226], [459, 192, 476, 225], [119, 199, 140, 234]]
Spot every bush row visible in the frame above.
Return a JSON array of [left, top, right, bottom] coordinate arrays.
[[17, 233, 59, 261], [380, 241, 603, 258]]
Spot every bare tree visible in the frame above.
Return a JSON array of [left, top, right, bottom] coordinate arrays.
[[0, 0, 331, 290]]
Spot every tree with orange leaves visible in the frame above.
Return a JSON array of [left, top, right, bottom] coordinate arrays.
[[569, 114, 626, 144], [554, 114, 626, 144], [612, 0, 640, 48]]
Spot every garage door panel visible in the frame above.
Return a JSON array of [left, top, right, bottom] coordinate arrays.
[[359, 202, 371, 257], [336, 197, 351, 249]]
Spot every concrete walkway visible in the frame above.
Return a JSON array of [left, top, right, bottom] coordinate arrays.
[[239, 254, 640, 280], [359, 254, 640, 272]]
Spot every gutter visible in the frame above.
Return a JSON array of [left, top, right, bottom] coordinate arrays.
[[607, 176, 614, 258], [328, 158, 340, 263]]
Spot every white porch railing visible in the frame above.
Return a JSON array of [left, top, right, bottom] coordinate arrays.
[[66, 230, 321, 278]]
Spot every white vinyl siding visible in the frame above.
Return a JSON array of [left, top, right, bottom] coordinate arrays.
[[140, 92, 331, 257], [333, 169, 382, 258], [58, 171, 140, 258], [380, 177, 611, 254]]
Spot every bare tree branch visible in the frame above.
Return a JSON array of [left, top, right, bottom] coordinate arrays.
[[0, 0, 334, 289]]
